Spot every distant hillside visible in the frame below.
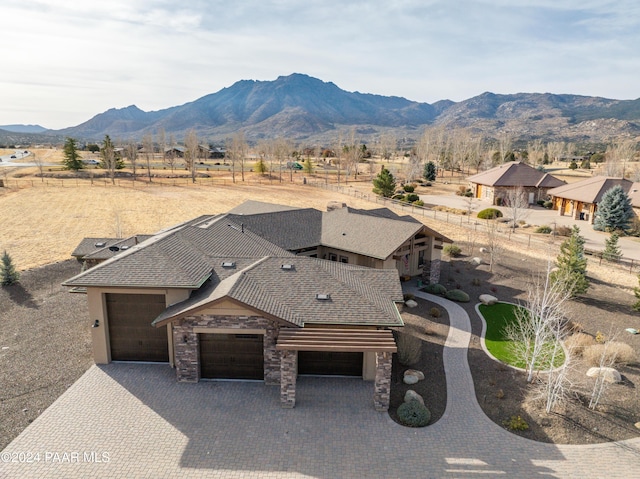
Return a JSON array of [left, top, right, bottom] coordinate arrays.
[[0, 124, 47, 133], [43, 74, 640, 144]]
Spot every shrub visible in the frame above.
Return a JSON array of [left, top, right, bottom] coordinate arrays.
[[535, 225, 552, 234], [421, 283, 447, 295], [563, 320, 584, 333], [430, 307, 441, 318], [556, 226, 572, 237], [595, 331, 606, 344], [403, 185, 415, 193], [397, 401, 431, 427], [445, 289, 470, 302], [403, 293, 415, 301], [406, 193, 420, 203], [423, 182, 432, 187], [503, 415, 529, 431], [564, 332, 595, 356], [392, 194, 405, 201], [471, 278, 481, 286], [477, 208, 503, 219], [543, 200, 553, 209], [495, 389, 505, 399], [395, 332, 422, 365], [537, 200, 546, 206], [412, 200, 425, 207], [433, 205, 467, 215], [443, 244, 462, 257], [583, 342, 637, 366]]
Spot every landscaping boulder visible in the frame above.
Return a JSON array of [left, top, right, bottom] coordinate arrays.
[[586, 367, 622, 383], [404, 389, 425, 406], [404, 369, 425, 381], [403, 374, 419, 385], [471, 257, 482, 266], [479, 294, 498, 305], [479, 247, 488, 253], [405, 299, 418, 308]]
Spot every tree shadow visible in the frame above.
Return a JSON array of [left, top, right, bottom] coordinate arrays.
[[2, 283, 38, 309]]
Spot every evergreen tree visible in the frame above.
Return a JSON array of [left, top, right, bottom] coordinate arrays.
[[0, 251, 19, 285], [593, 185, 633, 232], [551, 226, 589, 297], [602, 232, 622, 262], [372, 166, 396, 198], [423, 161, 437, 181], [62, 137, 83, 171], [303, 157, 314, 174], [255, 158, 268, 175], [632, 275, 640, 312]]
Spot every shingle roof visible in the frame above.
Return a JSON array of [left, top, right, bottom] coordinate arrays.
[[78, 235, 153, 260], [467, 162, 565, 188], [71, 238, 122, 258], [227, 200, 302, 215], [153, 257, 403, 327], [547, 177, 633, 204]]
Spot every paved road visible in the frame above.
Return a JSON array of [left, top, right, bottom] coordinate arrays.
[[1, 290, 639, 478]]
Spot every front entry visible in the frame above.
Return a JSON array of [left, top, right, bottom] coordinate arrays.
[[298, 351, 363, 376], [199, 333, 264, 380]]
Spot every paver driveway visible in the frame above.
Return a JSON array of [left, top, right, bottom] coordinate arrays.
[[1, 291, 639, 478]]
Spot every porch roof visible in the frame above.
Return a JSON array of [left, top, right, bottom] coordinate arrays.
[[276, 329, 397, 352]]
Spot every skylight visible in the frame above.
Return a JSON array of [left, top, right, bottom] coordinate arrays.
[[316, 293, 331, 300], [221, 261, 236, 268], [281, 264, 295, 270], [94, 242, 106, 248]]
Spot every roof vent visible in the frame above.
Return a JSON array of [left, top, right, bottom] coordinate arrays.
[[108, 246, 120, 252], [94, 242, 106, 248], [221, 261, 236, 268], [316, 293, 331, 301], [281, 264, 295, 270], [120, 245, 129, 250]]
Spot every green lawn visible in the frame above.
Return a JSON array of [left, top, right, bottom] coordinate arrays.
[[478, 303, 565, 369]]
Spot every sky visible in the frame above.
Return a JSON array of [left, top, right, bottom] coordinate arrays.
[[2, 0, 639, 130]]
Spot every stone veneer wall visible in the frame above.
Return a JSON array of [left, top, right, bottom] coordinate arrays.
[[280, 350, 298, 408], [373, 351, 392, 411], [422, 258, 441, 285], [172, 315, 282, 384]]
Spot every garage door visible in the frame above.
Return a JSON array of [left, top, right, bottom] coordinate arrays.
[[200, 333, 264, 380], [298, 351, 363, 376], [106, 293, 169, 362]]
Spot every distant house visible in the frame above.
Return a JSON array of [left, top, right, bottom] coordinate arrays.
[[467, 161, 565, 205], [64, 201, 452, 410], [547, 176, 638, 223]]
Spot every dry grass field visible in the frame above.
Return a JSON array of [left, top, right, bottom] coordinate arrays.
[[0, 182, 375, 271]]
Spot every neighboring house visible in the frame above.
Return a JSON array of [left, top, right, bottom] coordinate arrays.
[[467, 161, 565, 205], [71, 235, 152, 268], [64, 201, 451, 410], [547, 177, 638, 224]]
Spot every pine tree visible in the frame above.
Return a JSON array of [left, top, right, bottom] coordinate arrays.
[[632, 275, 640, 312], [62, 137, 83, 171], [551, 226, 589, 297], [372, 166, 396, 198], [0, 251, 19, 286], [602, 232, 622, 262], [593, 185, 633, 232], [423, 161, 436, 181]]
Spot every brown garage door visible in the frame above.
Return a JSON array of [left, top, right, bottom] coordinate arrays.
[[298, 351, 363, 376], [200, 333, 264, 380], [106, 293, 169, 362]]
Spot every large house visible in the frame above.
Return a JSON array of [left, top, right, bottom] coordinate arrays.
[[64, 201, 451, 411], [547, 177, 639, 224], [467, 161, 565, 205]]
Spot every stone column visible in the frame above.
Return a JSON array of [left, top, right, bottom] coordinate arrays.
[[173, 323, 199, 382], [373, 351, 392, 411], [280, 350, 297, 408], [422, 258, 441, 285]]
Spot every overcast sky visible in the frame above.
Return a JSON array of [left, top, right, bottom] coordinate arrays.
[[2, 0, 639, 130]]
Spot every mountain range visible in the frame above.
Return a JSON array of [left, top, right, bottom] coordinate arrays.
[[5, 73, 640, 146]]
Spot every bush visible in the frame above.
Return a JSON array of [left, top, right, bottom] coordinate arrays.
[[471, 278, 481, 286], [556, 225, 572, 237], [564, 332, 595, 356], [430, 307, 441, 318], [403, 185, 415, 193], [583, 342, 637, 366], [395, 332, 422, 365], [392, 194, 405, 201], [406, 193, 420, 203], [421, 283, 447, 295], [403, 293, 415, 301], [397, 401, 431, 427], [477, 208, 503, 219], [537, 200, 546, 206], [543, 200, 553, 209], [445, 289, 470, 302], [503, 415, 529, 431], [412, 200, 425, 207], [534, 225, 552, 234], [443, 244, 462, 257]]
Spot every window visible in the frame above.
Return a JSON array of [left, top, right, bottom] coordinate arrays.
[[339, 256, 348, 263], [329, 253, 337, 262], [418, 249, 425, 268]]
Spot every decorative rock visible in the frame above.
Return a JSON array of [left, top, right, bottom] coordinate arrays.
[[635, 422, 640, 430], [405, 369, 425, 381], [403, 374, 419, 385], [471, 257, 482, 266], [479, 247, 488, 253], [404, 389, 425, 406], [479, 294, 498, 305], [405, 299, 418, 308], [586, 367, 622, 383]]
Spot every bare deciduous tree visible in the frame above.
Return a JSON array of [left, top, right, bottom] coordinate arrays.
[[506, 185, 529, 228], [483, 215, 504, 272], [142, 133, 154, 182], [378, 131, 397, 162], [32, 151, 46, 182], [157, 127, 166, 170], [603, 139, 636, 177], [100, 134, 117, 185], [528, 139, 545, 166], [498, 132, 512, 164], [546, 141, 565, 164], [125, 142, 138, 180], [184, 129, 199, 183], [165, 134, 177, 174]]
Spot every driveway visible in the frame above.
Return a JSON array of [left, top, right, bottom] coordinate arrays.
[[2, 292, 639, 478]]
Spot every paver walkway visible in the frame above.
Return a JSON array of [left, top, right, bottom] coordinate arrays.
[[1, 291, 639, 478]]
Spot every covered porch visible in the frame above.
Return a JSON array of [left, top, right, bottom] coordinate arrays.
[[276, 329, 397, 411]]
